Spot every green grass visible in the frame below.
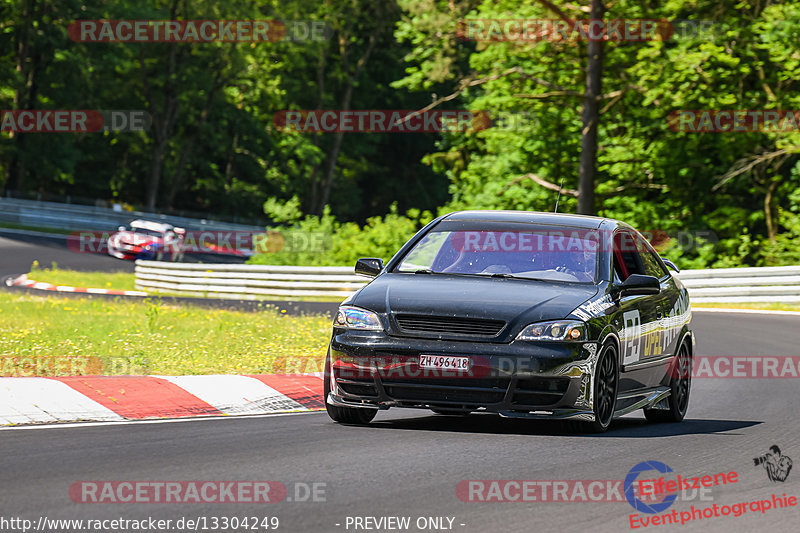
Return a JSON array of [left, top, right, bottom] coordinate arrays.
[[693, 302, 800, 312], [0, 292, 331, 376], [30, 262, 138, 291]]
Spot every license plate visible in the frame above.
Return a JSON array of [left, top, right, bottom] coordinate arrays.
[[419, 355, 471, 371]]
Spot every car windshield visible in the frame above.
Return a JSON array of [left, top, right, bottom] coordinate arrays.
[[395, 226, 599, 284], [130, 228, 163, 238]]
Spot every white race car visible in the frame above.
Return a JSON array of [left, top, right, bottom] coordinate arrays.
[[107, 219, 185, 261]]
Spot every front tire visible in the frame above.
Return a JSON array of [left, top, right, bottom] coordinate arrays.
[[644, 341, 691, 423], [574, 340, 619, 433], [323, 350, 376, 425]]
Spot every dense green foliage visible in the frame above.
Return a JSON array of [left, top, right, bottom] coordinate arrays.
[[1, 0, 447, 220], [2, 0, 799, 267], [251, 201, 434, 265]]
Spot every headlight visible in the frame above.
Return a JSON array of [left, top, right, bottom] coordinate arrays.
[[333, 306, 383, 331], [517, 320, 587, 342]]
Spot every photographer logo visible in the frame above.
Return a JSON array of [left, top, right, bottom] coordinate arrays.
[[754, 445, 793, 483]]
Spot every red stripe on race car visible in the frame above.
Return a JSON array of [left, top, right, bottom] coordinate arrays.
[[53, 376, 221, 419], [249, 374, 324, 409]]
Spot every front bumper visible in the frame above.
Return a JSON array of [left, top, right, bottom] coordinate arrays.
[[328, 331, 601, 421]]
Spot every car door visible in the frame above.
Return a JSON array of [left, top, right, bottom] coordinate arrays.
[[612, 230, 664, 390], [632, 232, 682, 358]]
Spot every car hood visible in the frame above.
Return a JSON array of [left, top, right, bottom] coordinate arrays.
[[349, 273, 599, 325]]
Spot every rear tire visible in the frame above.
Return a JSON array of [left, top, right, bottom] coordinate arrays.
[[323, 350, 377, 425], [644, 341, 691, 423]]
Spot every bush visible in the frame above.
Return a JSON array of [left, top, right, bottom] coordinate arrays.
[[249, 201, 434, 266]]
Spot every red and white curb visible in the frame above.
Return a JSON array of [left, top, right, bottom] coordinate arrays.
[[5, 274, 147, 297], [0, 373, 324, 426]]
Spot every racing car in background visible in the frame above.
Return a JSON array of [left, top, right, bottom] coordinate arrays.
[[107, 219, 185, 261], [325, 210, 693, 433]]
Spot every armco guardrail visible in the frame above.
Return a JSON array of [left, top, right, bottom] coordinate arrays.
[[674, 265, 800, 303], [0, 197, 264, 232], [134, 261, 800, 302], [134, 261, 367, 299]]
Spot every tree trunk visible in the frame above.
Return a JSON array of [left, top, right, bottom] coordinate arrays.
[[146, 141, 166, 212], [166, 80, 222, 207], [317, 32, 377, 214], [765, 178, 779, 241], [309, 44, 329, 213], [141, 0, 181, 212], [318, 84, 352, 213], [224, 132, 239, 186], [577, 0, 605, 215]]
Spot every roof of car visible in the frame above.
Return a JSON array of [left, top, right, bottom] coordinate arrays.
[[443, 210, 609, 229], [129, 219, 174, 232]]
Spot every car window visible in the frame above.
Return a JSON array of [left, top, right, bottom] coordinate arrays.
[[613, 232, 640, 281], [635, 233, 668, 279], [613, 230, 668, 281]]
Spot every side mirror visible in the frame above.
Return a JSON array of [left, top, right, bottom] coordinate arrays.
[[118, 226, 126, 232], [616, 274, 661, 297], [661, 258, 679, 273], [355, 257, 383, 278]]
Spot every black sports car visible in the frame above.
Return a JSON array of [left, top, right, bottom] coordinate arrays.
[[324, 210, 694, 432]]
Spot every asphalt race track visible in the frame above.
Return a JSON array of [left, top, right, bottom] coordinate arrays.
[[0, 231, 135, 278], [1, 321, 799, 531], [0, 229, 247, 280], [1, 235, 799, 532], [0, 231, 337, 316]]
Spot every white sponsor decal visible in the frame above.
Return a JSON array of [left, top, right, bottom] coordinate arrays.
[[573, 294, 615, 321], [622, 310, 642, 365]]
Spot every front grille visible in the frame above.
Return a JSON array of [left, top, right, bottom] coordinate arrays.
[[383, 383, 506, 404], [395, 314, 505, 337], [382, 377, 510, 405], [383, 376, 510, 389]]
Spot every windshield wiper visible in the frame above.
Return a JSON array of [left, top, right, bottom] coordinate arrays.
[[489, 272, 515, 278], [414, 269, 436, 274]]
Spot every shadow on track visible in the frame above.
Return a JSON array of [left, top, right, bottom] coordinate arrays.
[[367, 413, 760, 438]]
